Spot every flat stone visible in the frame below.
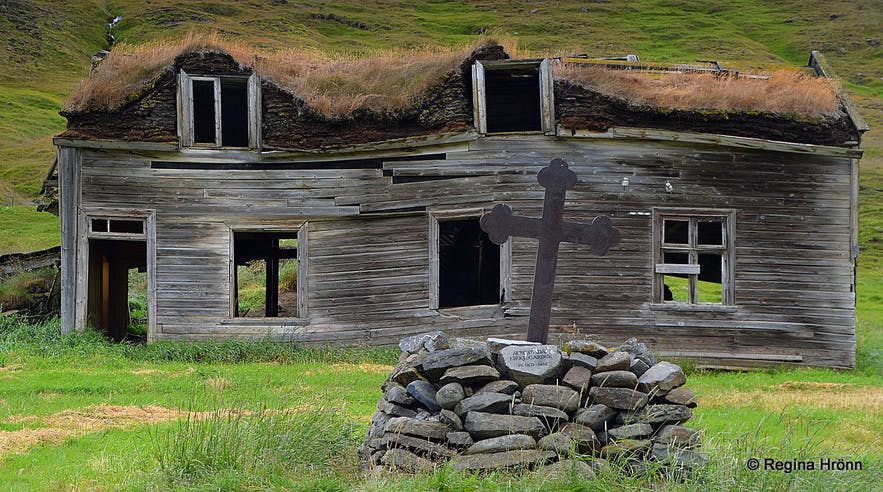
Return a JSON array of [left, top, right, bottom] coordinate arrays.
[[589, 387, 649, 410], [637, 361, 686, 395], [454, 392, 512, 416], [599, 439, 651, 459], [608, 423, 653, 440], [476, 380, 519, 395], [377, 398, 418, 418], [560, 423, 600, 453], [446, 431, 473, 448], [654, 425, 701, 449], [399, 331, 449, 354], [366, 411, 391, 439], [498, 345, 564, 386], [384, 417, 450, 441], [590, 370, 638, 388], [662, 387, 698, 408], [383, 433, 455, 460], [385, 384, 416, 406], [512, 403, 569, 429], [629, 358, 650, 378], [619, 338, 655, 366], [538, 432, 575, 456], [650, 443, 708, 467], [561, 366, 592, 393], [453, 449, 556, 472], [595, 351, 632, 373], [565, 340, 609, 358], [438, 409, 463, 431], [464, 411, 547, 440], [388, 365, 423, 387], [573, 404, 618, 430], [448, 338, 487, 349], [380, 448, 434, 474], [465, 434, 537, 454], [406, 380, 440, 412], [522, 384, 580, 412], [486, 337, 540, 354], [617, 404, 693, 425], [414, 346, 493, 379], [541, 459, 596, 480], [435, 382, 466, 410], [568, 352, 599, 371], [439, 364, 500, 387]]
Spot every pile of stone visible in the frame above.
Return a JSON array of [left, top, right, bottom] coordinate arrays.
[[358, 331, 706, 476]]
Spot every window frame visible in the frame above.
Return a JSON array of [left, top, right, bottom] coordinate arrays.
[[472, 59, 555, 135], [227, 222, 308, 321], [428, 210, 511, 311], [177, 70, 261, 149], [651, 208, 736, 308]]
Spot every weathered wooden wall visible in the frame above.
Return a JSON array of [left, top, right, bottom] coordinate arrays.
[[69, 134, 855, 368]]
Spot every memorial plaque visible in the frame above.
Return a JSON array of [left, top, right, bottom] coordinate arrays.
[[498, 344, 564, 386]]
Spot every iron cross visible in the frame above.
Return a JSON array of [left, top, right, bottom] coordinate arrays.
[[480, 158, 621, 343]]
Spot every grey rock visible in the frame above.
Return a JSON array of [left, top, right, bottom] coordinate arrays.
[[589, 387, 649, 410], [541, 459, 596, 480], [386, 364, 423, 387], [414, 346, 493, 379], [568, 352, 599, 371], [637, 362, 686, 395], [629, 358, 650, 378], [561, 366, 592, 393], [619, 338, 654, 364], [538, 432, 575, 456], [618, 404, 692, 425], [415, 410, 432, 421], [380, 448, 434, 474], [454, 392, 512, 416], [384, 433, 455, 460], [476, 379, 519, 395], [573, 404, 618, 430], [662, 387, 698, 408], [650, 443, 708, 467], [599, 439, 651, 460], [439, 364, 500, 386], [448, 337, 488, 349], [608, 423, 653, 440], [453, 449, 556, 471], [435, 382, 466, 410], [446, 431, 474, 448], [465, 434, 536, 454], [406, 380, 440, 412], [522, 384, 580, 412], [498, 345, 564, 386], [377, 398, 418, 418], [560, 423, 600, 452], [565, 340, 609, 358], [399, 331, 449, 354], [595, 351, 632, 373], [438, 409, 463, 431], [590, 370, 638, 388], [654, 425, 701, 449], [367, 411, 391, 439], [464, 411, 547, 439], [385, 384, 416, 406], [384, 417, 450, 441], [512, 403, 569, 429], [486, 337, 540, 354]]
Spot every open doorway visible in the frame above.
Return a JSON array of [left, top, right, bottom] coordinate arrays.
[[87, 238, 148, 341]]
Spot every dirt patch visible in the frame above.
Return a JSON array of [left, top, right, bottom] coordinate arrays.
[[0, 428, 71, 458], [329, 363, 394, 375], [777, 381, 854, 391], [130, 367, 195, 377], [43, 405, 184, 431]]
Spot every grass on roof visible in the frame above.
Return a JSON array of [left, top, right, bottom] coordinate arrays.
[[555, 63, 840, 117]]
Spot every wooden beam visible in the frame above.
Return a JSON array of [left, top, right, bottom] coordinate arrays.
[[808, 51, 869, 135]]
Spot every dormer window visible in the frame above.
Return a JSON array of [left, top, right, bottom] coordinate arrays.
[[178, 71, 260, 149], [472, 59, 555, 134]]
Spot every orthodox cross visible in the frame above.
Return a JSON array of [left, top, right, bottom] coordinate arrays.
[[480, 158, 621, 343]]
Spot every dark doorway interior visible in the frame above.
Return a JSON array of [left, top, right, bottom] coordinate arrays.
[[87, 239, 147, 341], [438, 218, 501, 308], [484, 67, 542, 133]]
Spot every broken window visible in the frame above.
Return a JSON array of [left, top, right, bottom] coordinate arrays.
[[473, 60, 554, 134], [182, 73, 256, 148], [653, 210, 734, 305], [232, 232, 299, 317], [436, 218, 502, 308]]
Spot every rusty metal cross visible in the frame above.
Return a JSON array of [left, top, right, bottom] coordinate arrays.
[[480, 158, 621, 343]]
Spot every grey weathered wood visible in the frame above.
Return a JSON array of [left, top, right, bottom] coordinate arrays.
[[539, 58, 556, 135], [472, 62, 487, 134], [58, 147, 81, 334], [247, 73, 262, 150]]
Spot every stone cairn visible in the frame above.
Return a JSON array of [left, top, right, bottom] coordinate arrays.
[[358, 331, 706, 476]]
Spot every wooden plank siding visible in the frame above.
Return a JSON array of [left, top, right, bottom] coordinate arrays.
[[70, 132, 855, 368]]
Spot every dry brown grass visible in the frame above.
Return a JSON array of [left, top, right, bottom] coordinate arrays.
[[700, 383, 883, 412], [64, 31, 516, 116], [555, 63, 840, 117]]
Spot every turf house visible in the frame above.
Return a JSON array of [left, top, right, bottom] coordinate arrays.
[[53, 41, 867, 369]]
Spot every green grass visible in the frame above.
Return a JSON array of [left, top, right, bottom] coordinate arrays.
[[0, 207, 60, 255]]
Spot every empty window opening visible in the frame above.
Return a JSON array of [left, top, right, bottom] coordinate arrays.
[[484, 67, 542, 132], [189, 77, 250, 147], [192, 79, 217, 144], [87, 238, 148, 342], [233, 232, 298, 317], [90, 218, 144, 235], [438, 218, 501, 308], [221, 78, 249, 147]]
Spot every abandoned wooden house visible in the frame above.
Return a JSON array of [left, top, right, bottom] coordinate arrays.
[[53, 42, 867, 368]]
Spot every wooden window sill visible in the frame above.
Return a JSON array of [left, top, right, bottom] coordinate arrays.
[[650, 303, 738, 313]]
